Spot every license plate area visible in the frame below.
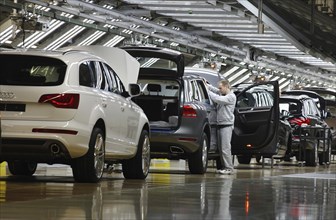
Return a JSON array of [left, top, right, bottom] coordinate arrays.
[[0, 103, 26, 112]]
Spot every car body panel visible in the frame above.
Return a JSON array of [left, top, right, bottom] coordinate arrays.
[[232, 81, 280, 156]]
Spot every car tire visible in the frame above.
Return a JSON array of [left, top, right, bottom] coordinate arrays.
[[122, 130, 151, 179], [7, 161, 37, 176], [72, 127, 105, 183], [188, 132, 209, 174], [237, 155, 251, 164]]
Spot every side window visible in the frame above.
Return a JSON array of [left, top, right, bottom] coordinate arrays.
[[190, 80, 200, 101], [100, 62, 114, 92], [255, 91, 273, 107], [94, 61, 107, 91], [107, 68, 126, 94], [236, 84, 274, 108], [237, 91, 256, 108], [86, 61, 103, 90], [88, 61, 99, 88], [105, 64, 119, 93], [114, 74, 126, 94], [79, 61, 94, 88], [196, 80, 210, 103]]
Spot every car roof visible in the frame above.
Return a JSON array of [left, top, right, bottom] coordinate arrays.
[[60, 45, 140, 86], [0, 46, 140, 88], [280, 94, 312, 102], [184, 67, 225, 86], [282, 89, 321, 97], [281, 89, 326, 111]]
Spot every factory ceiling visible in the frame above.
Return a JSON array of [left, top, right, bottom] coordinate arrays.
[[0, 0, 335, 90]]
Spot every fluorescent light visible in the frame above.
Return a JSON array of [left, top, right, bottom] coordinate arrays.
[[103, 35, 125, 47], [44, 25, 85, 50], [228, 69, 248, 82], [223, 66, 239, 77], [18, 20, 64, 48]]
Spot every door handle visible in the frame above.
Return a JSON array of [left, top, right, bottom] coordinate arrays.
[[120, 106, 125, 112]]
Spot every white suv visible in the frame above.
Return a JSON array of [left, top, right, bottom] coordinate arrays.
[[0, 46, 150, 182]]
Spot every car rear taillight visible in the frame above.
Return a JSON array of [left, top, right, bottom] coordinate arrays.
[[38, 94, 80, 109], [289, 117, 311, 126], [182, 104, 197, 118]]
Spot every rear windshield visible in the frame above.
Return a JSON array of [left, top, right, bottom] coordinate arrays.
[[135, 57, 178, 70], [0, 55, 66, 86]]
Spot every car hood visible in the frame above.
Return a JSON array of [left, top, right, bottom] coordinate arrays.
[[60, 45, 140, 90], [122, 46, 184, 78]]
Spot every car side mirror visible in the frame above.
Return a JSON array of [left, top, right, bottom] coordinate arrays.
[[128, 83, 141, 97], [280, 109, 289, 118]]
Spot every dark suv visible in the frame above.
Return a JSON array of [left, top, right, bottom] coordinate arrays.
[[279, 94, 331, 166], [123, 47, 214, 174], [302, 87, 336, 154]]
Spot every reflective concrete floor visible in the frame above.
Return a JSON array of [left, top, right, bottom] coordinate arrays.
[[0, 158, 335, 220]]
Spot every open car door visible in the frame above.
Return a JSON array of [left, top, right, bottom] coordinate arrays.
[[231, 81, 280, 158]]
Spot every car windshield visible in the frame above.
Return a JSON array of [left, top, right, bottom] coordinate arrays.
[[0, 55, 67, 86]]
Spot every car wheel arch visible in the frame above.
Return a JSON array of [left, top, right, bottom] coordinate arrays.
[[202, 123, 211, 149], [94, 119, 106, 137]]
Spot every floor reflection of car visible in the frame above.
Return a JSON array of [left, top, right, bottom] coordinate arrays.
[[123, 46, 214, 174], [0, 46, 151, 182], [279, 94, 331, 166]]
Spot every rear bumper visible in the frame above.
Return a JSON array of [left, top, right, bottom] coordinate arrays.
[[0, 138, 72, 163], [1, 120, 91, 162], [149, 129, 201, 159]]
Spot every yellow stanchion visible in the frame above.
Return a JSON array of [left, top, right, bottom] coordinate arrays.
[[151, 159, 171, 184], [0, 162, 6, 176], [0, 162, 6, 202]]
